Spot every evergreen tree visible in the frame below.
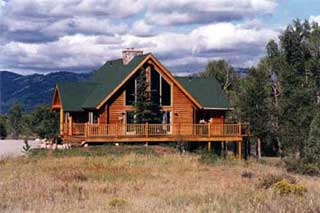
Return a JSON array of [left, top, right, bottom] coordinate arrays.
[[277, 20, 317, 156], [8, 102, 24, 139], [0, 121, 7, 139], [31, 105, 59, 139], [240, 61, 272, 159], [303, 111, 320, 165], [266, 40, 283, 155], [134, 68, 160, 123]]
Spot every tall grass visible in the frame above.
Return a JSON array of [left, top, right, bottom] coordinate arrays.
[[0, 146, 319, 212]]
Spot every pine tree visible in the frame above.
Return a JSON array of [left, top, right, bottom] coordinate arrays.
[[134, 68, 160, 124], [277, 20, 316, 156], [240, 61, 272, 159], [8, 102, 24, 139], [303, 112, 320, 165], [31, 105, 59, 139]]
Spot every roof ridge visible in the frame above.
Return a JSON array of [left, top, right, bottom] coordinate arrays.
[[102, 53, 150, 66]]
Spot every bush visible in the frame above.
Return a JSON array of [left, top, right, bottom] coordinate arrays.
[[199, 152, 222, 165], [108, 197, 127, 208], [272, 179, 307, 196], [241, 170, 255, 179], [257, 173, 296, 189], [284, 157, 320, 176]]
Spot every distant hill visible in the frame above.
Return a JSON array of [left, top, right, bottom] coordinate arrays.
[[0, 71, 91, 114]]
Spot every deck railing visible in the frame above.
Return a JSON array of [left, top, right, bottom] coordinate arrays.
[[64, 122, 245, 138]]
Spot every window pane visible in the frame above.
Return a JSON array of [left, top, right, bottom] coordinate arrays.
[[126, 78, 135, 105], [151, 68, 160, 106], [126, 111, 135, 124], [161, 111, 171, 124], [161, 77, 171, 106]]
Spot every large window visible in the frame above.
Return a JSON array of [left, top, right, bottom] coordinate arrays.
[[126, 68, 171, 106], [161, 78, 171, 106], [126, 78, 136, 105], [151, 69, 171, 106]]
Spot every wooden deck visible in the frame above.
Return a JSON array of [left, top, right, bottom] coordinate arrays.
[[63, 123, 246, 144]]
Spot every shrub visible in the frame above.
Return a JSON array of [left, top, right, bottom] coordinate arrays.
[[199, 152, 221, 165], [284, 157, 320, 176], [108, 197, 128, 208], [272, 179, 307, 196], [257, 173, 296, 189], [241, 170, 255, 179], [22, 138, 31, 154]]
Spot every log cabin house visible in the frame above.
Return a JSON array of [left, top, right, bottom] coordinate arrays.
[[51, 49, 246, 158]]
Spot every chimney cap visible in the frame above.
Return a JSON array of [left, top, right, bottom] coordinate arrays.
[[122, 48, 143, 65]]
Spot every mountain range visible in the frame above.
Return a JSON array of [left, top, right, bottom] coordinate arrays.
[[0, 68, 248, 114], [0, 71, 91, 114]]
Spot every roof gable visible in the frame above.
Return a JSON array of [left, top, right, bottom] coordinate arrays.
[[54, 53, 230, 111]]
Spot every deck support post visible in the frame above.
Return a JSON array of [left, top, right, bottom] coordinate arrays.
[[84, 123, 88, 137], [60, 108, 64, 136], [68, 116, 72, 136], [208, 141, 211, 153], [238, 141, 242, 160], [225, 141, 228, 158]]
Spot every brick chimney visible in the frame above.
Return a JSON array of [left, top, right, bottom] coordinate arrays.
[[122, 48, 143, 65]]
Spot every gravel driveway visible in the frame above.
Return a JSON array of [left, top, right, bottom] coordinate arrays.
[[0, 140, 40, 158]]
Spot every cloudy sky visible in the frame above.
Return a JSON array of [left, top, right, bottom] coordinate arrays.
[[1, 0, 320, 75]]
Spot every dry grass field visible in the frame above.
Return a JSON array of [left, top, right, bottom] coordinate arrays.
[[0, 145, 319, 212]]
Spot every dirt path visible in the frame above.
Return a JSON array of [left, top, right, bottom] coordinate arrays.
[[0, 140, 40, 158]]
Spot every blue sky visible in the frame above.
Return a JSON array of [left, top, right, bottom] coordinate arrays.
[[1, 0, 320, 75]]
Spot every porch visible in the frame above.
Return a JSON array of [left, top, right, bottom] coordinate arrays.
[[63, 122, 247, 145]]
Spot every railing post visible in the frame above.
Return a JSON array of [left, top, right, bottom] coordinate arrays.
[[68, 117, 72, 136], [84, 123, 88, 137], [238, 123, 241, 136], [208, 123, 211, 137], [145, 122, 149, 138]]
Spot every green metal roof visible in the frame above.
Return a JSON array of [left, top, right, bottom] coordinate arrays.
[[82, 54, 148, 108], [57, 54, 148, 111], [176, 77, 230, 109], [57, 82, 97, 111], [56, 53, 230, 111]]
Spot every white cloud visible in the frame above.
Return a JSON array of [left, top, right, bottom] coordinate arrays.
[[1, 0, 282, 74], [310, 15, 320, 24], [145, 0, 278, 26], [1, 22, 279, 73], [130, 20, 155, 37], [43, 17, 127, 37], [4, 0, 146, 18]]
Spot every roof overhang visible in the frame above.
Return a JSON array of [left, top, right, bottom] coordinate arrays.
[[51, 85, 62, 112]]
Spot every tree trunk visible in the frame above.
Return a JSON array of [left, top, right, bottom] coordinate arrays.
[[257, 138, 262, 160]]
